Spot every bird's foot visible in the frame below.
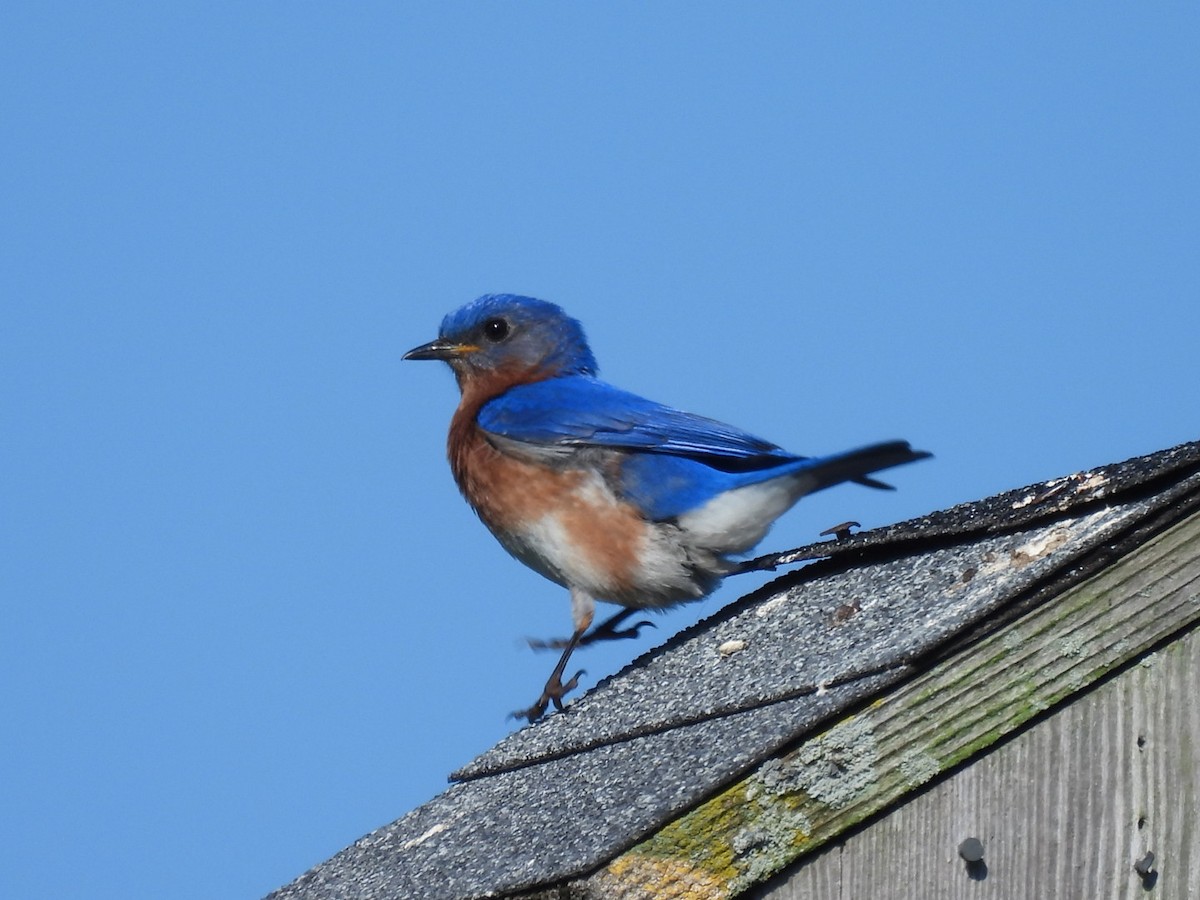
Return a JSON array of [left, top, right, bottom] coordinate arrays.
[[581, 617, 655, 646], [527, 611, 655, 651], [511, 668, 585, 723]]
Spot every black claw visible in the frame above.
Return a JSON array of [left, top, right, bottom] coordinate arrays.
[[632, 619, 655, 635], [595, 619, 655, 642], [513, 667, 586, 722], [550, 668, 585, 711]]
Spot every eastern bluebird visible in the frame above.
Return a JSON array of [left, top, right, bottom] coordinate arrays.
[[405, 294, 930, 721]]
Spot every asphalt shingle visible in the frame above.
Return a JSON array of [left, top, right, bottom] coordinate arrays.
[[268, 440, 1200, 900]]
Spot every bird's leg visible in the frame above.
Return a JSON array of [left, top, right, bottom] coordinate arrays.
[[512, 628, 586, 723], [513, 588, 598, 722], [526, 608, 656, 651]]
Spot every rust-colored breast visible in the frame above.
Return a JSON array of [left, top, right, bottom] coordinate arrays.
[[445, 371, 646, 599], [446, 365, 561, 531], [448, 408, 572, 531]]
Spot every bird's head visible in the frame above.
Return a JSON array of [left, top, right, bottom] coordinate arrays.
[[404, 294, 597, 390]]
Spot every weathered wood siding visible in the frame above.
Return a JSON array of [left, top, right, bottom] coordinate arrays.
[[750, 622, 1200, 900]]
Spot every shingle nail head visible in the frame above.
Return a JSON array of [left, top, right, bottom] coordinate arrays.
[[820, 521, 861, 541], [958, 837, 985, 863]]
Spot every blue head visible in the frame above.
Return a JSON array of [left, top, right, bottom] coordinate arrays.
[[404, 294, 598, 384]]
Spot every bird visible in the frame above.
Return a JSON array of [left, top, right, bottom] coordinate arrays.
[[404, 294, 930, 721]]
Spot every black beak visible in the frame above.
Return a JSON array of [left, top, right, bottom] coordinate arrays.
[[402, 338, 476, 361]]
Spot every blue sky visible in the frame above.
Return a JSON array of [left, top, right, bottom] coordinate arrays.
[[2, 4, 1196, 898]]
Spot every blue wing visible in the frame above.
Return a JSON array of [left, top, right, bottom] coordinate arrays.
[[478, 376, 930, 521], [477, 375, 796, 466]]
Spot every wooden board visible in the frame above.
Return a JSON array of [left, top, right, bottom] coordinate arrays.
[[562, 510, 1200, 899], [752, 618, 1200, 899]]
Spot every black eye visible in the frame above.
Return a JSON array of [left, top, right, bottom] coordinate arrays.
[[482, 317, 510, 342]]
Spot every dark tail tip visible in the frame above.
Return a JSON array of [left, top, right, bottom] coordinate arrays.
[[818, 440, 932, 493]]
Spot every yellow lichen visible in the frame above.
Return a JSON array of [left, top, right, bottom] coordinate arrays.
[[601, 853, 730, 899]]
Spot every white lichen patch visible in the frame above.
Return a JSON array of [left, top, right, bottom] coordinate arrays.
[[731, 806, 813, 891], [758, 716, 878, 809], [898, 749, 941, 787], [1058, 633, 1086, 658]]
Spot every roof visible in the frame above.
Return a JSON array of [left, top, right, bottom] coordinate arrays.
[[267, 439, 1200, 900]]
